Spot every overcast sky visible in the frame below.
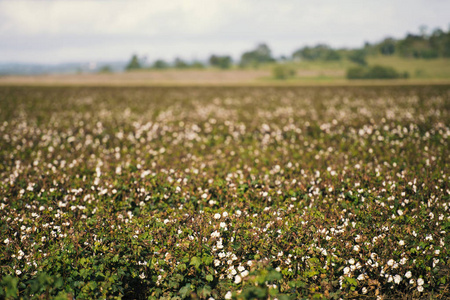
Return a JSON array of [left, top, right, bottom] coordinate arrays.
[[1, 0, 449, 64]]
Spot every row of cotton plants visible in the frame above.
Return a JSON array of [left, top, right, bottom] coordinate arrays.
[[0, 85, 449, 299]]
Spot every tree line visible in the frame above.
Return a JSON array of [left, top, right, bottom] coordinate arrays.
[[124, 26, 450, 71]]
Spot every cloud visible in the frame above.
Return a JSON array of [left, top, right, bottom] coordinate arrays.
[[1, 0, 449, 63], [0, 1, 236, 36]]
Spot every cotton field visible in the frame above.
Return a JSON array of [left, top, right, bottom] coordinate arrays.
[[0, 85, 449, 299]]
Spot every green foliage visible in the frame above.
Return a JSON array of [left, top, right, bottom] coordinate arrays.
[[347, 49, 367, 66], [0, 85, 449, 299], [240, 43, 275, 68], [125, 54, 143, 71], [378, 38, 396, 55], [190, 61, 205, 69], [98, 65, 113, 73], [292, 44, 341, 61], [209, 55, 233, 69], [174, 57, 190, 69], [272, 64, 296, 79], [152, 59, 169, 69], [375, 27, 450, 59], [0, 276, 19, 299], [347, 65, 409, 79]]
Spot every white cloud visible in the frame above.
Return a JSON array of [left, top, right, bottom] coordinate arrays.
[[0, 1, 236, 36], [0, 0, 449, 63]]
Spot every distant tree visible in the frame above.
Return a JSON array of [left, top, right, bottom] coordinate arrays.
[[378, 38, 396, 55], [398, 33, 439, 59], [348, 49, 367, 65], [174, 58, 189, 69], [209, 55, 232, 69], [292, 44, 341, 61], [323, 49, 341, 61], [272, 64, 296, 80], [240, 43, 275, 68], [347, 65, 408, 79], [125, 54, 142, 71], [98, 65, 112, 73], [419, 25, 428, 38], [429, 28, 450, 57], [190, 61, 205, 69], [152, 59, 169, 69]]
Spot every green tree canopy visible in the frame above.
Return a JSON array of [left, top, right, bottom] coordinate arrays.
[[174, 57, 189, 69], [347, 49, 367, 65], [240, 43, 275, 67], [209, 55, 233, 69], [125, 54, 142, 71], [292, 44, 341, 61], [152, 59, 169, 69]]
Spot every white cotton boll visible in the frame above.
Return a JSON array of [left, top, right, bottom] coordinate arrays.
[[214, 213, 221, 219], [241, 270, 249, 277], [405, 271, 412, 278], [222, 211, 228, 218], [234, 275, 242, 284], [394, 275, 402, 284], [417, 278, 424, 286], [225, 291, 232, 299], [418, 286, 424, 292]]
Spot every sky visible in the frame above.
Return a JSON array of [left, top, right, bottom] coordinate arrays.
[[1, 0, 449, 64]]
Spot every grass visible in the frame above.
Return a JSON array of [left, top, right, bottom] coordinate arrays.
[[0, 85, 449, 299], [366, 56, 450, 79]]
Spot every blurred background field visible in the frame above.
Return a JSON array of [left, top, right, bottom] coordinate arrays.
[[1, 54, 449, 86]]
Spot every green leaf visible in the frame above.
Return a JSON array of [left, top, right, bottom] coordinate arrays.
[[1, 276, 19, 298], [190, 256, 202, 270], [345, 277, 358, 286], [202, 255, 214, 266], [179, 284, 191, 299], [266, 270, 282, 282], [197, 285, 212, 298], [206, 274, 214, 282]]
